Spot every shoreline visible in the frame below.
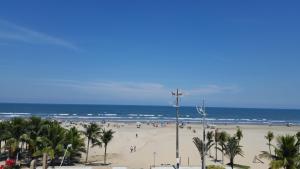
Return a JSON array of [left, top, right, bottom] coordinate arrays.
[[1, 117, 299, 127], [1, 118, 300, 169]]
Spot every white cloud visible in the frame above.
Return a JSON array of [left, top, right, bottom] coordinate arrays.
[[43, 80, 240, 102], [183, 85, 240, 96], [0, 78, 240, 105], [46, 80, 170, 100], [0, 19, 78, 50]]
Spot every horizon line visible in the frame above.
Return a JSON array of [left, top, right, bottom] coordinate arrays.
[[0, 101, 299, 111]]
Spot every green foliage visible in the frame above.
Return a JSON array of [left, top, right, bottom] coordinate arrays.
[[232, 164, 250, 169], [0, 117, 86, 165], [83, 123, 102, 163], [206, 131, 214, 142], [207, 165, 225, 169], [65, 127, 86, 162], [4, 138, 18, 158], [193, 136, 214, 168], [260, 135, 299, 169], [214, 129, 220, 162], [101, 128, 115, 164], [235, 127, 243, 141], [101, 129, 115, 146], [265, 131, 274, 155], [218, 131, 229, 163], [224, 136, 244, 169]]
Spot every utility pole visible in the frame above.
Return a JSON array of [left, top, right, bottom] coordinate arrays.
[[172, 89, 183, 169], [196, 100, 207, 169]]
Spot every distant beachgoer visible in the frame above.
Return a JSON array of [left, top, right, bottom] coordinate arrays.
[[134, 145, 136, 152], [136, 133, 138, 138], [130, 146, 133, 153]]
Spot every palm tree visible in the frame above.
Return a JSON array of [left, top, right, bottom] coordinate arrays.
[[218, 131, 228, 164], [83, 123, 102, 163], [0, 121, 12, 154], [193, 137, 214, 169], [20, 133, 31, 152], [100, 129, 115, 164], [45, 121, 66, 166], [260, 135, 298, 169], [0, 116, 87, 166], [10, 117, 27, 140], [33, 136, 54, 169], [296, 131, 300, 153], [5, 138, 18, 158], [65, 127, 86, 163], [206, 131, 214, 157], [28, 116, 44, 139], [265, 131, 274, 155], [214, 129, 220, 162], [235, 127, 243, 143], [224, 136, 244, 169], [0, 121, 5, 153]]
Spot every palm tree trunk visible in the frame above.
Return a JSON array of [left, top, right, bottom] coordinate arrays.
[[215, 144, 217, 162], [222, 150, 224, 164], [201, 156, 204, 169], [230, 158, 234, 169], [42, 152, 48, 169], [104, 144, 107, 164], [85, 139, 90, 163], [268, 140, 272, 155]]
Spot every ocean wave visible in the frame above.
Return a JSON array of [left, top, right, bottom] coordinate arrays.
[[218, 118, 236, 121], [0, 112, 31, 115], [240, 118, 251, 121], [104, 114, 117, 116], [58, 113, 69, 116], [139, 114, 155, 117], [269, 120, 286, 123], [128, 114, 138, 116], [0, 112, 299, 125]]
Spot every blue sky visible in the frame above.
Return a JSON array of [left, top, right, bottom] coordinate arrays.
[[0, 1, 300, 108]]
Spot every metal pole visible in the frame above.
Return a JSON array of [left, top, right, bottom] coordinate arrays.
[[202, 100, 206, 169], [197, 100, 206, 169], [172, 89, 182, 169], [60, 144, 72, 168], [176, 90, 179, 169]]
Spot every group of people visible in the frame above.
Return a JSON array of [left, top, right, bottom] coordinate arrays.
[[130, 145, 136, 153]]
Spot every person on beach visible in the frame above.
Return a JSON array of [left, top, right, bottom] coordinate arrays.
[[136, 133, 138, 138], [134, 145, 136, 152], [130, 146, 133, 153]]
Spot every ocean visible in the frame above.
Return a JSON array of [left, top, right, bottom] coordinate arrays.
[[0, 103, 299, 125]]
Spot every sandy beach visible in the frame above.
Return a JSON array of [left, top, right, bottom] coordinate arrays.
[[63, 122, 300, 169]]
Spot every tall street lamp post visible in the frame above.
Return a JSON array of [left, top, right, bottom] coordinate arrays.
[[196, 100, 207, 169], [172, 89, 182, 169]]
